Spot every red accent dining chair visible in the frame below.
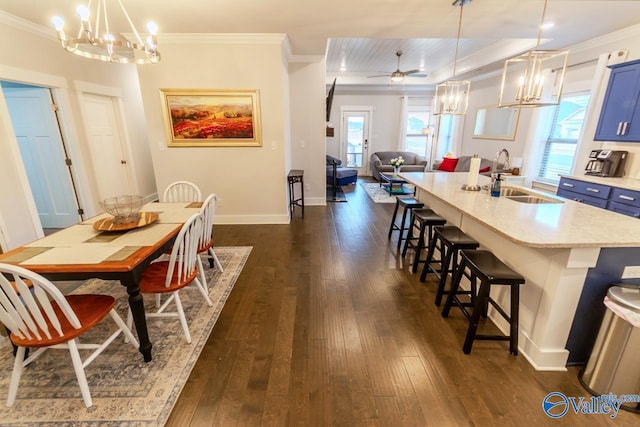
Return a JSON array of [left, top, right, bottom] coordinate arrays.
[[128, 212, 211, 345], [156, 180, 203, 308], [0, 263, 139, 408]]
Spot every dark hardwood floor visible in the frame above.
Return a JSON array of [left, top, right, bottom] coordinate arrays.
[[167, 180, 639, 426]]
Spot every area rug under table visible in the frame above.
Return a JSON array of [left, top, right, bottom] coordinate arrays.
[[0, 246, 252, 426], [361, 182, 415, 203]]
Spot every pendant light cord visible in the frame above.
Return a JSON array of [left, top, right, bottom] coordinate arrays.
[[452, 2, 464, 78], [535, 0, 548, 50]]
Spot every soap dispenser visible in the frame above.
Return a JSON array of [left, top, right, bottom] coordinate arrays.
[[490, 173, 502, 197]]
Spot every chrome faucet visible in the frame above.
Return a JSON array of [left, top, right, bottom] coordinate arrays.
[[493, 148, 510, 175]]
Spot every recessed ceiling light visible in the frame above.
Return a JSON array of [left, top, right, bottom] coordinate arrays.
[[339, 65, 347, 72], [541, 22, 554, 30]]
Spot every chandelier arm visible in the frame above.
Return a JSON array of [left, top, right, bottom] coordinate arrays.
[[452, 2, 464, 78], [118, 0, 146, 46], [96, 0, 104, 41]]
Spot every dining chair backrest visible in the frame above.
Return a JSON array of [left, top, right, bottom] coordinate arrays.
[[165, 213, 203, 288], [0, 264, 80, 342], [198, 194, 218, 251], [163, 181, 202, 202]]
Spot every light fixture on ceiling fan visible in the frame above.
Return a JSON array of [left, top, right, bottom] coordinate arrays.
[[498, 0, 568, 107], [367, 51, 427, 82], [51, 0, 160, 64], [433, 0, 471, 116]]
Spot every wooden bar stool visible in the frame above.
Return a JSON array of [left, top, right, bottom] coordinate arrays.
[[402, 208, 446, 273], [420, 226, 479, 306], [387, 197, 425, 250], [442, 249, 525, 355]]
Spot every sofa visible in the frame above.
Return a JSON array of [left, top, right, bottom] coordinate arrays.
[[432, 155, 498, 174], [326, 155, 358, 186], [370, 151, 428, 180]]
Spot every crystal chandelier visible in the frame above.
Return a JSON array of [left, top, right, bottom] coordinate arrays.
[[51, 0, 160, 64], [498, 0, 568, 107], [433, 0, 471, 116]]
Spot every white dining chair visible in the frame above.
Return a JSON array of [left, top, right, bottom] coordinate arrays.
[[197, 194, 224, 291], [0, 263, 139, 408], [128, 212, 211, 344], [162, 181, 202, 203], [157, 180, 202, 308]]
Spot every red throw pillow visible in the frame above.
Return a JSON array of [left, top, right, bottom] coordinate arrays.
[[437, 157, 459, 172], [479, 166, 491, 173]]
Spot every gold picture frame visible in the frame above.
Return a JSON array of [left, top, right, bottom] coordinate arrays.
[[160, 89, 261, 147]]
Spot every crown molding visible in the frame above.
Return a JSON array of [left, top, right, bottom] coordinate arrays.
[[158, 33, 287, 45], [568, 24, 640, 54], [281, 36, 293, 62], [0, 10, 55, 41]]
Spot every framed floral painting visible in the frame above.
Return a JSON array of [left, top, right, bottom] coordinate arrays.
[[160, 89, 261, 147]]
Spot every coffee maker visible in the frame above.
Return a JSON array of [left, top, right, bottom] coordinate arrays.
[[584, 149, 628, 177]]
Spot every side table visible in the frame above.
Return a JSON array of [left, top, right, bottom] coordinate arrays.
[[287, 169, 304, 218]]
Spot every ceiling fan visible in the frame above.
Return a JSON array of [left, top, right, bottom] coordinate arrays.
[[368, 51, 427, 82]]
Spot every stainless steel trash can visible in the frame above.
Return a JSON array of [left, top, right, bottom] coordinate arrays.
[[579, 284, 640, 413]]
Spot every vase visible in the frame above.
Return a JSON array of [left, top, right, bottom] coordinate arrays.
[[393, 166, 401, 176]]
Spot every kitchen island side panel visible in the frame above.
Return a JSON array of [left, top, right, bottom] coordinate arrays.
[[566, 247, 640, 365]]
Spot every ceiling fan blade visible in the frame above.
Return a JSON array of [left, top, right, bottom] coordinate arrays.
[[367, 74, 391, 78], [403, 69, 422, 75], [406, 73, 428, 78]]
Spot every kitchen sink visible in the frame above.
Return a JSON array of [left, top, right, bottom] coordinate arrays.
[[505, 195, 563, 204], [499, 187, 564, 204], [500, 187, 531, 197]]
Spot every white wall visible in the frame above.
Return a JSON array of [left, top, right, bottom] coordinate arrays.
[[460, 25, 640, 182], [460, 74, 530, 164], [289, 59, 327, 205], [0, 15, 156, 248], [136, 37, 291, 224], [327, 92, 402, 175]]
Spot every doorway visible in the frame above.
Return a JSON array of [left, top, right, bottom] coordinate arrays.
[[1, 82, 81, 229], [340, 107, 372, 176], [79, 93, 133, 199]]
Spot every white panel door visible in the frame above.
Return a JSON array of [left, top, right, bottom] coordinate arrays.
[[3, 86, 79, 229], [81, 93, 132, 199], [341, 108, 372, 175]]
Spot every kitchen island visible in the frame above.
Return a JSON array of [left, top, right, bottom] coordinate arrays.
[[400, 171, 640, 370]]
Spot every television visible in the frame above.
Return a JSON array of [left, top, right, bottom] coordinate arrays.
[[326, 78, 336, 123]]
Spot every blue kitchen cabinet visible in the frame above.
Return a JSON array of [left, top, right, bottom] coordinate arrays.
[[594, 59, 640, 142], [608, 187, 640, 218], [557, 176, 640, 218], [557, 177, 610, 208]]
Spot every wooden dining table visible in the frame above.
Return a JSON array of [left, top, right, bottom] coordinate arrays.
[[0, 202, 202, 362]]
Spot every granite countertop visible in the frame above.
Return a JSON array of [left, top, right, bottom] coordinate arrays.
[[560, 174, 640, 191], [400, 172, 640, 249]]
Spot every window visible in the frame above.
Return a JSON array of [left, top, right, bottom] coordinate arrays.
[[538, 92, 590, 183], [435, 114, 456, 160], [403, 106, 431, 157]]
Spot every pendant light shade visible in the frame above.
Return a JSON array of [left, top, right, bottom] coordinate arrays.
[[433, 0, 471, 116], [434, 80, 471, 116], [498, 0, 568, 108]]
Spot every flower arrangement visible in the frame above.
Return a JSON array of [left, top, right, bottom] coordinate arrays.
[[390, 156, 405, 167]]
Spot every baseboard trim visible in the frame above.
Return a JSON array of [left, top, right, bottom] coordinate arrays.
[[215, 214, 290, 224], [305, 197, 327, 206]]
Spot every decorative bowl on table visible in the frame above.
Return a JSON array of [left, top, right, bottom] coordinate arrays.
[[100, 195, 143, 224]]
